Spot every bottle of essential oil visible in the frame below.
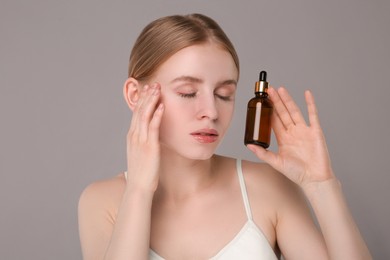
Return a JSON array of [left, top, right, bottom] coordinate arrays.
[[244, 71, 273, 148]]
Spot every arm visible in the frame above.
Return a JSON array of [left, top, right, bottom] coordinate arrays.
[[303, 179, 371, 259], [78, 83, 164, 260], [78, 178, 156, 260], [248, 87, 371, 259], [103, 186, 155, 259]]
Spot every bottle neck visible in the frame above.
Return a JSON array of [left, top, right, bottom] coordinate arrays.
[[255, 91, 268, 97]]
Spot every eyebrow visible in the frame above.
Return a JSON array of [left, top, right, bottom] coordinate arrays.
[[170, 75, 237, 87], [170, 76, 203, 84], [219, 79, 238, 87]]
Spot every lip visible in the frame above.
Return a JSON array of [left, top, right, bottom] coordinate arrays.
[[190, 128, 219, 143]]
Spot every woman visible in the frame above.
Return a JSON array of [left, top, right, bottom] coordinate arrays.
[[78, 13, 371, 259]]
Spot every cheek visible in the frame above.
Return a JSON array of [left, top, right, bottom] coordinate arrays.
[[160, 91, 195, 117], [159, 96, 192, 133], [218, 102, 235, 123]]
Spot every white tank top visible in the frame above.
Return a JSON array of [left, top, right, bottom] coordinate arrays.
[[126, 159, 279, 259]]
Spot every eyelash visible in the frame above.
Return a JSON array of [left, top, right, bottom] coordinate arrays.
[[216, 94, 232, 101], [179, 93, 197, 98], [179, 93, 231, 101]]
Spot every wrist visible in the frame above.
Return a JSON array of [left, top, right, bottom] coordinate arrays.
[[125, 181, 156, 200], [302, 177, 342, 199], [124, 171, 158, 194]]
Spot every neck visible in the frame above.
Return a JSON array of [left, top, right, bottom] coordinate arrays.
[[155, 150, 218, 203]]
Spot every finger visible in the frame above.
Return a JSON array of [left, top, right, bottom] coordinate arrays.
[[305, 90, 321, 127], [136, 83, 162, 141], [270, 87, 306, 127], [149, 103, 164, 143], [270, 109, 286, 144], [129, 84, 149, 134], [268, 86, 295, 129], [277, 87, 306, 126], [247, 144, 281, 170]]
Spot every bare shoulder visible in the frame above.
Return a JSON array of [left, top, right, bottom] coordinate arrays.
[[241, 160, 306, 217], [212, 156, 302, 204], [78, 173, 126, 222], [243, 159, 301, 194], [78, 174, 127, 258]]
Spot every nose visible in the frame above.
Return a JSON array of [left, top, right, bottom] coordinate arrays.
[[196, 92, 218, 121]]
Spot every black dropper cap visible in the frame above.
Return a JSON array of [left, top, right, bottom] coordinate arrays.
[[259, 71, 267, 82], [255, 70, 269, 93]]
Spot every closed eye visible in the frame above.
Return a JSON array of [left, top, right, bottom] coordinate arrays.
[[179, 92, 197, 98], [215, 94, 232, 101]]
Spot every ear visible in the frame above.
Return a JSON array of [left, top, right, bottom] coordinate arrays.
[[123, 77, 141, 111]]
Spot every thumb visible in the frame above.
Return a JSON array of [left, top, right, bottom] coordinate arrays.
[[247, 144, 279, 168]]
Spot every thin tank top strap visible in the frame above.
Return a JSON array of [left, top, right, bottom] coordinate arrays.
[[236, 159, 253, 221], [124, 171, 127, 180]]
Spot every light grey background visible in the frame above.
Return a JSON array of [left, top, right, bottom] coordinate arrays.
[[1, 0, 389, 259]]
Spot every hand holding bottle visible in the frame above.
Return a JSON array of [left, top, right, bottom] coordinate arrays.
[[126, 83, 164, 193], [247, 87, 335, 188]]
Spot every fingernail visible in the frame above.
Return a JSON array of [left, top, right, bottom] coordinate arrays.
[[247, 144, 255, 152]]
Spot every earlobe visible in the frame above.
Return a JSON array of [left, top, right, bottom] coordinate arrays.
[[123, 77, 140, 111]]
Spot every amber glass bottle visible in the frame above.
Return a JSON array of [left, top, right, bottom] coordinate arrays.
[[244, 71, 273, 148]]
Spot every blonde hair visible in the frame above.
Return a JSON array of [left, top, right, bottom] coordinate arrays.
[[128, 13, 239, 82]]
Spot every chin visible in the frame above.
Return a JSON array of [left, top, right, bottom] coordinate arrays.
[[161, 142, 219, 161], [187, 151, 215, 161]]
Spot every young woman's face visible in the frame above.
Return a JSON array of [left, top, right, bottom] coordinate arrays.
[[151, 43, 238, 160]]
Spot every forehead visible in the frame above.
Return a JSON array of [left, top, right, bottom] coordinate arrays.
[[153, 43, 238, 83]]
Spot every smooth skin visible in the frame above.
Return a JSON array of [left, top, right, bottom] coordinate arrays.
[[78, 43, 372, 260]]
